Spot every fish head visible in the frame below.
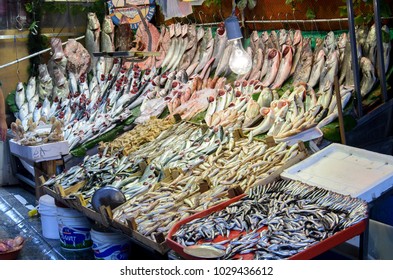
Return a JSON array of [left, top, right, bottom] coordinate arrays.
[[38, 64, 49, 78], [188, 24, 197, 37], [293, 30, 303, 45], [338, 33, 347, 48], [28, 76, 36, 87], [181, 23, 188, 37], [102, 15, 114, 34], [16, 82, 24, 92], [325, 31, 335, 46], [360, 57, 373, 71], [87, 12, 100, 30], [270, 30, 278, 41], [205, 27, 213, 41], [251, 30, 259, 41], [279, 29, 287, 45], [245, 99, 261, 119], [261, 31, 269, 43]]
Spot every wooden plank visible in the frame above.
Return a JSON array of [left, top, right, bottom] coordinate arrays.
[[34, 159, 64, 200]]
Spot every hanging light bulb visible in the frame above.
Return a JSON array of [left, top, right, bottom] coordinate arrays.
[[224, 15, 252, 75]]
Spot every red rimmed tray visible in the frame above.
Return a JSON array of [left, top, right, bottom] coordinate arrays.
[[166, 194, 367, 260]]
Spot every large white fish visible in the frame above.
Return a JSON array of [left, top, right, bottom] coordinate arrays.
[[18, 103, 29, 121], [41, 98, 51, 118], [28, 94, 39, 114], [33, 106, 42, 123], [25, 76, 36, 101], [15, 82, 25, 109]]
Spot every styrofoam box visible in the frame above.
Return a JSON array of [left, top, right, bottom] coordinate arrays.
[[281, 143, 393, 203], [9, 139, 69, 163]]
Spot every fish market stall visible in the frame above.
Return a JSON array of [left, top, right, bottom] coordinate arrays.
[[2, 0, 393, 261], [40, 120, 307, 254]]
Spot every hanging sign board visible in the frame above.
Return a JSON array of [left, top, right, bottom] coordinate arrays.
[[107, 0, 156, 30]]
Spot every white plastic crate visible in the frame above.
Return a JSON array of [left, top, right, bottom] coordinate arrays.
[[281, 143, 393, 203], [9, 139, 69, 163]]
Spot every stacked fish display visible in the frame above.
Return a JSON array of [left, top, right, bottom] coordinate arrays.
[[10, 118, 64, 146], [171, 180, 368, 260], [98, 117, 175, 156], [13, 14, 392, 150], [13, 14, 158, 150], [112, 140, 304, 240], [44, 122, 229, 204]]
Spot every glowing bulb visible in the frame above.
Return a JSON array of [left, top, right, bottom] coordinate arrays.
[[229, 39, 252, 75], [224, 15, 253, 75]]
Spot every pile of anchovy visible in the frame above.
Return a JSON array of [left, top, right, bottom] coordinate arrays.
[[172, 180, 368, 260]]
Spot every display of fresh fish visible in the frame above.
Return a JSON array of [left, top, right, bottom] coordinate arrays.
[[382, 25, 391, 73], [15, 82, 25, 110], [320, 50, 339, 91], [271, 45, 293, 89], [101, 15, 115, 75], [307, 49, 326, 88], [211, 25, 228, 70], [340, 39, 354, 86], [178, 24, 198, 71], [18, 103, 29, 121], [25, 76, 36, 102], [33, 106, 42, 123], [261, 49, 281, 87], [28, 94, 39, 114], [360, 57, 376, 97], [96, 57, 106, 87], [337, 32, 348, 65], [193, 27, 214, 75], [135, 22, 160, 70], [323, 31, 337, 55], [249, 30, 260, 54], [278, 29, 287, 47], [247, 48, 263, 82], [356, 25, 369, 55], [290, 30, 303, 76], [293, 39, 313, 85], [365, 24, 376, 66], [269, 30, 280, 50], [214, 43, 233, 77], [85, 12, 100, 72], [245, 108, 275, 139]]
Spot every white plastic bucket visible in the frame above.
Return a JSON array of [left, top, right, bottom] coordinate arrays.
[[57, 207, 92, 250], [91, 229, 131, 260], [38, 195, 59, 239]]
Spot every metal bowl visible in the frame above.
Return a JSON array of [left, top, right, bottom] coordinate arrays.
[[91, 186, 126, 212]]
